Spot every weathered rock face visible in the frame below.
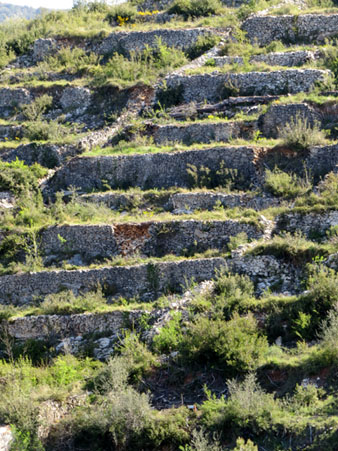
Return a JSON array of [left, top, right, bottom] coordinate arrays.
[[0, 426, 12, 451], [98, 28, 211, 56], [230, 254, 300, 294], [307, 144, 338, 179], [40, 224, 117, 264], [45, 146, 260, 193], [4, 310, 139, 340], [259, 103, 322, 138], [0, 142, 78, 169], [40, 220, 264, 263], [0, 124, 24, 141], [243, 14, 338, 45], [33, 38, 57, 62], [276, 210, 338, 237], [0, 257, 226, 305], [213, 50, 320, 68], [0, 192, 15, 211], [170, 192, 283, 212], [59, 86, 92, 113], [0, 88, 32, 116], [149, 120, 256, 145], [163, 69, 329, 103]]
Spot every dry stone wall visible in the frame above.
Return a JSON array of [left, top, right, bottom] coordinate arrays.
[[163, 69, 329, 103], [40, 220, 264, 263], [258, 103, 322, 138], [98, 28, 212, 56], [213, 50, 320, 68], [149, 120, 256, 145], [45, 146, 260, 193], [276, 210, 338, 237], [242, 14, 338, 45], [0, 258, 226, 305]]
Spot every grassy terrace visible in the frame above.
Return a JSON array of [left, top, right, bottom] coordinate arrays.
[[1, 0, 338, 449]]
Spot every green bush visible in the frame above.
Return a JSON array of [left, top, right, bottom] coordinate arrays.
[[92, 40, 187, 87], [24, 119, 75, 142], [264, 167, 312, 199], [168, 0, 222, 19], [105, 3, 138, 25], [319, 303, 338, 359], [37, 288, 107, 315], [0, 159, 47, 195], [201, 373, 278, 433], [152, 312, 183, 354], [278, 113, 328, 150], [187, 34, 221, 60], [44, 47, 100, 75], [182, 313, 268, 372], [21, 94, 53, 121]]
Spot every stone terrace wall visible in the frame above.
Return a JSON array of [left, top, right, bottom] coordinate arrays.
[[98, 28, 211, 56], [214, 50, 320, 68], [170, 192, 283, 211], [40, 220, 264, 263], [242, 14, 338, 45], [259, 103, 322, 138], [164, 69, 328, 103], [307, 144, 338, 178], [0, 258, 226, 305], [3, 311, 140, 340], [276, 210, 338, 237], [45, 146, 260, 193], [150, 120, 256, 145]]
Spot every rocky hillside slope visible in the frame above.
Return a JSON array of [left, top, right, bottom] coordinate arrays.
[[0, 0, 338, 449]]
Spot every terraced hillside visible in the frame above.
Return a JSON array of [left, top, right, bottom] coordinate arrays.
[[1, 0, 338, 449]]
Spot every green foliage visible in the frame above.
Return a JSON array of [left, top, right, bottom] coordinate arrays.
[[168, 0, 222, 19], [0, 159, 47, 196], [187, 34, 221, 60], [44, 47, 100, 75], [233, 437, 258, 450], [278, 113, 328, 150], [118, 333, 157, 381], [21, 94, 53, 121], [24, 119, 76, 142], [228, 232, 249, 252], [37, 287, 108, 315], [92, 39, 187, 87], [201, 373, 277, 433], [319, 303, 338, 359], [105, 3, 138, 25], [264, 167, 312, 199], [152, 312, 183, 353], [182, 313, 268, 372]]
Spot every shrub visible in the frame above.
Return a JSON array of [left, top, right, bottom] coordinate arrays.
[[106, 3, 138, 25], [92, 40, 187, 87], [201, 373, 278, 433], [211, 270, 255, 317], [264, 167, 312, 199], [187, 34, 221, 60], [319, 303, 338, 359], [38, 287, 108, 315], [227, 232, 249, 252], [21, 94, 53, 121], [152, 312, 183, 354], [118, 333, 157, 381], [44, 47, 100, 75], [168, 0, 222, 19], [233, 437, 258, 451], [0, 159, 47, 195], [182, 313, 268, 372], [24, 120, 75, 142], [278, 113, 328, 150]]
